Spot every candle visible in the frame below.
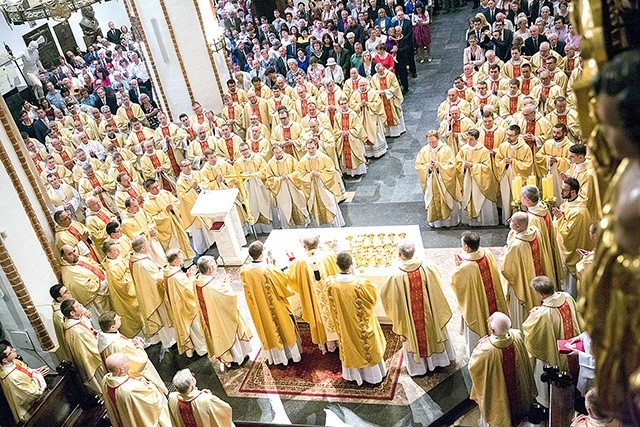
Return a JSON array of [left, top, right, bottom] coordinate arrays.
[[527, 174, 537, 187], [511, 175, 523, 200], [542, 174, 553, 199]]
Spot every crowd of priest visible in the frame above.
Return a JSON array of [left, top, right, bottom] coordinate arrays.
[[2, 0, 615, 424]]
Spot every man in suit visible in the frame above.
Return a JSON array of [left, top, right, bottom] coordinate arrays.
[[128, 79, 152, 104], [547, 33, 566, 56], [337, 10, 351, 33], [275, 46, 288, 76], [483, 0, 503, 25], [392, 6, 417, 79], [94, 87, 118, 115], [524, 25, 548, 56], [83, 45, 99, 65], [106, 22, 122, 45], [286, 36, 299, 59], [346, 17, 365, 44], [233, 41, 250, 71], [525, 0, 554, 24], [330, 43, 351, 76], [491, 21, 513, 61]]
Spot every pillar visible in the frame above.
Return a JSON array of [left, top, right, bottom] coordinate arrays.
[[125, 0, 231, 120]]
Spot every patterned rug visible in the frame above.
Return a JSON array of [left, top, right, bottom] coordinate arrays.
[[230, 323, 404, 403]]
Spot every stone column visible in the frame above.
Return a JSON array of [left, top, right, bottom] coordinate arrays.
[[125, 0, 231, 119]]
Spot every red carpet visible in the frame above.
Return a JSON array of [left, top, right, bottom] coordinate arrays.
[[238, 323, 404, 401]]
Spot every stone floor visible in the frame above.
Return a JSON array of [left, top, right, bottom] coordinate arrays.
[[148, 7, 511, 426]]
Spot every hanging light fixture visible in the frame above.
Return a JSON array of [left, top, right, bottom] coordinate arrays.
[[0, 0, 108, 26]]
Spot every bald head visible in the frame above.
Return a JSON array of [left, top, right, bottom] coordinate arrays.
[[510, 211, 529, 232], [105, 352, 129, 375], [488, 312, 511, 336]]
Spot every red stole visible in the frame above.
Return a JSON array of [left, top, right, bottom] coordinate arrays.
[[251, 103, 262, 122], [521, 79, 531, 95], [196, 114, 205, 124], [566, 58, 575, 73], [126, 186, 140, 200], [13, 362, 33, 379], [274, 98, 282, 110], [404, 265, 429, 357], [177, 398, 200, 427], [117, 164, 132, 180], [557, 114, 567, 126], [185, 128, 196, 141], [500, 344, 521, 421], [161, 127, 181, 175], [95, 210, 112, 225], [465, 74, 474, 87], [88, 175, 108, 207], [479, 97, 488, 108], [135, 130, 146, 143], [199, 139, 209, 155], [161, 126, 171, 138], [125, 107, 134, 119], [484, 130, 495, 150], [67, 225, 99, 262], [300, 99, 308, 117], [541, 85, 550, 98], [351, 78, 359, 91], [327, 92, 336, 123], [229, 106, 236, 120], [474, 255, 499, 315], [556, 300, 579, 378], [520, 235, 543, 276], [72, 114, 80, 123], [78, 260, 106, 281], [452, 120, 461, 133], [457, 89, 466, 99], [108, 117, 117, 129], [32, 152, 42, 163], [225, 138, 235, 161], [230, 91, 239, 103], [512, 64, 521, 78], [525, 121, 537, 152], [379, 76, 396, 126], [251, 139, 260, 153], [149, 154, 173, 192], [195, 278, 214, 333], [360, 91, 369, 103], [282, 127, 294, 156], [509, 96, 519, 114], [106, 377, 130, 427], [341, 113, 353, 170]]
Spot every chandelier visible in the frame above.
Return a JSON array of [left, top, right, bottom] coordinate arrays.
[[0, 0, 108, 26]]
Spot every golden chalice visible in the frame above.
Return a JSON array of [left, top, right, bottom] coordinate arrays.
[[399, 232, 407, 239], [378, 233, 386, 244], [388, 232, 396, 243]]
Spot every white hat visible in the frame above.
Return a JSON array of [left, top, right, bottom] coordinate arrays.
[[327, 58, 337, 66]]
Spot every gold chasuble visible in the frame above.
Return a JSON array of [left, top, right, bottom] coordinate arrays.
[[102, 255, 143, 337], [164, 265, 200, 356], [456, 143, 498, 221], [63, 317, 105, 394], [296, 152, 342, 226], [240, 262, 299, 352], [502, 227, 550, 323], [52, 301, 72, 360], [102, 374, 171, 427], [168, 388, 234, 427], [97, 332, 166, 394], [451, 249, 509, 338], [556, 197, 594, 276], [416, 140, 461, 223], [327, 274, 386, 369], [143, 189, 195, 261], [381, 259, 452, 361], [194, 274, 253, 363], [469, 330, 537, 427], [0, 360, 44, 423], [527, 201, 565, 287], [288, 248, 340, 347], [129, 252, 168, 336], [522, 292, 582, 368]]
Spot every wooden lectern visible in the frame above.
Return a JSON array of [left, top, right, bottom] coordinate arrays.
[[190, 189, 248, 266]]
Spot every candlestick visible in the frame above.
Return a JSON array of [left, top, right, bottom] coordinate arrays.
[[542, 174, 554, 199], [511, 175, 523, 200]]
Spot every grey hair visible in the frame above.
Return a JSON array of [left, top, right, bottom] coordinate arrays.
[[197, 255, 217, 275], [172, 369, 196, 394], [398, 239, 415, 259], [489, 312, 511, 336], [521, 185, 540, 203], [131, 235, 147, 253]]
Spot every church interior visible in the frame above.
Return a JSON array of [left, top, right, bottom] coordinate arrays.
[[0, 0, 638, 426]]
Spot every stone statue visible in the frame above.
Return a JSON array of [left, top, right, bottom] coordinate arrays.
[[16, 36, 45, 99], [79, 6, 103, 47]]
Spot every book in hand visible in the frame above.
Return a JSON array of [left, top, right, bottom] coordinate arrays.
[[557, 339, 584, 354]]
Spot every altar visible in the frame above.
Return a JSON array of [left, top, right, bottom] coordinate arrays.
[[263, 225, 425, 321]]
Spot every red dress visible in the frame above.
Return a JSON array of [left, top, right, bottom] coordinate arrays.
[[374, 53, 396, 73]]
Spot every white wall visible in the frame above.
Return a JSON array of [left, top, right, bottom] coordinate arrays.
[[0, 119, 59, 366], [0, 0, 130, 55]]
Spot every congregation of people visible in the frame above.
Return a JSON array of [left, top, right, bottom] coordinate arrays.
[[2, 0, 617, 425]]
